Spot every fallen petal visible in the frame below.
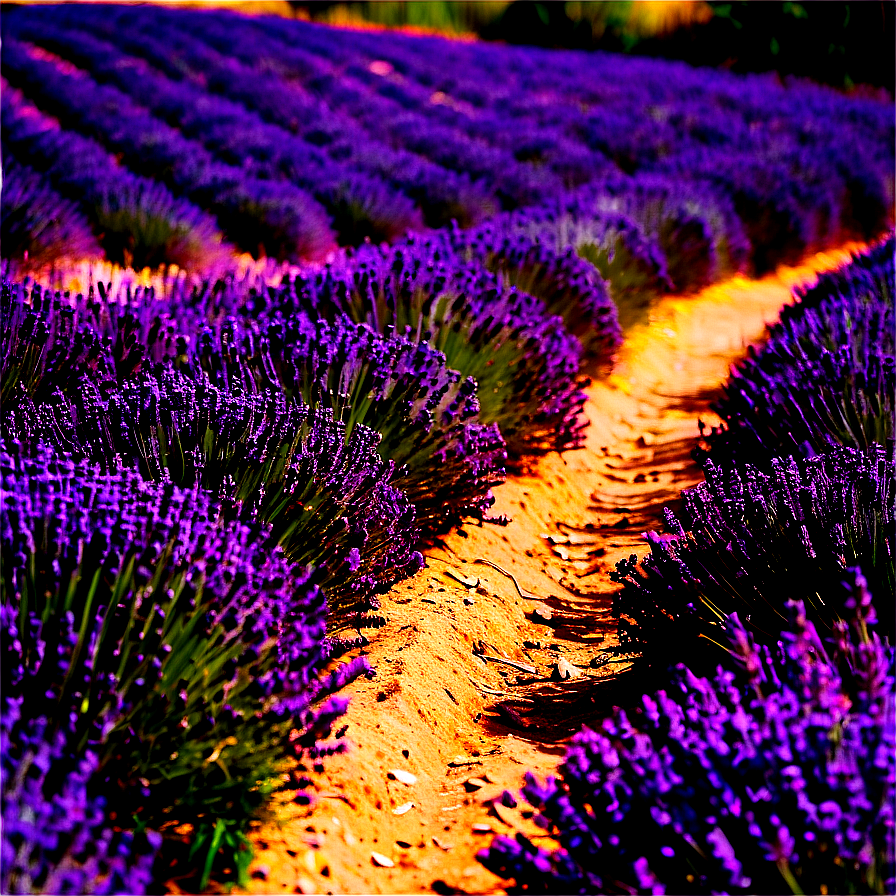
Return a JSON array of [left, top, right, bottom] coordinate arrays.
[[388, 769, 418, 785]]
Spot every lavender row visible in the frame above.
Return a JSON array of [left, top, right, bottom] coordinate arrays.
[[0, 277, 507, 536], [702, 235, 895, 468], [190, 6, 893, 260], [6, 4, 890, 275], [9, 5, 498, 232], [480, 574, 895, 894], [0, 445, 371, 891], [1, 85, 226, 272], [3, 366, 422, 631], [121, 4, 565, 211], [0, 160, 100, 275], [611, 444, 895, 676], [0, 38, 337, 263], [300, 16, 892, 181], [6, 20, 428, 248], [1, 228, 608, 464], [277, 237, 593, 458]]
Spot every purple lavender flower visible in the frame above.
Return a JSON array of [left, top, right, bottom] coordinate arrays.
[[480, 573, 895, 895], [611, 443, 895, 676], [3, 373, 423, 628], [1, 278, 117, 406], [702, 235, 895, 467], [1, 444, 370, 888], [0, 160, 100, 275], [184, 311, 507, 535], [507, 203, 674, 332], [447, 221, 622, 366], [1, 700, 161, 895]]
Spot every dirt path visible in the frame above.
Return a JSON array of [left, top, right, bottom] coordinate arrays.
[[229, 244, 864, 896]]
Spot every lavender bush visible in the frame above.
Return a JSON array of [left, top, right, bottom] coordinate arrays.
[[611, 444, 895, 676], [584, 173, 753, 290], [291, 239, 589, 459], [184, 312, 508, 535], [703, 236, 895, 467], [480, 571, 895, 895], [4, 374, 423, 629], [0, 161, 100, 274], [446, 222, 622, 364], [1, 275, 505, 536], [1, 445, 371, 889], [511, 207, 674, 331]]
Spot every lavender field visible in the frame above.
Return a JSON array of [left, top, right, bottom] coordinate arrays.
[[0, 4, 893, 894]]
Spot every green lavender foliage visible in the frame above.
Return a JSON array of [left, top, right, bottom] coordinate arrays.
[[1, 444, 371, 888], [611, 444, 895, 677], [4, 372, 424, 629]]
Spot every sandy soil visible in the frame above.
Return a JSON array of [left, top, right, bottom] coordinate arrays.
[[216, 244, 864, 896]]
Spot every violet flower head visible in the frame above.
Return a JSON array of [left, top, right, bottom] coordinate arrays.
[[480, 574, 895, 895], [1, 278, 117, 407], [1, 443, 368, 887], [611, 443, 895, 676], [703, 235, 895, 468]]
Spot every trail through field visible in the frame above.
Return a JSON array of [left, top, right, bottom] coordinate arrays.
[[213, 244, 865, 896]]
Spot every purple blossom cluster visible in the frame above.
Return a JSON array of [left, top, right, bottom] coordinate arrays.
[[1, 83, 227, 272], [445, 221, 623, 362], [1, 701, 161, 896], [3, 369, 423, 629], [0, 160, 100, 277], [287, 238, 590, 458], [1, 2, 892, 273], [702, 235, 895, 467], [182, 312, 507, 534], [0, 444, 371, 890], [1, 274, 507, 536], [479, 571, 895, 895], [1, 279, 118, 404], [611, 444, 895, 675]]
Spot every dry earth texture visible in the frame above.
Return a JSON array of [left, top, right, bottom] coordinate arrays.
[[168, 243, 866, 896]]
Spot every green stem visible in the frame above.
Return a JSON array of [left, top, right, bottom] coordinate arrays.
[[777, 859, 804, 896]]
